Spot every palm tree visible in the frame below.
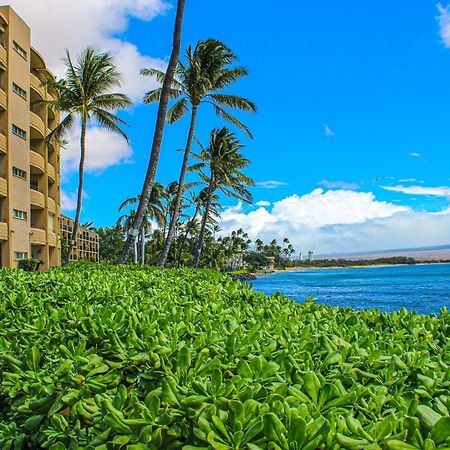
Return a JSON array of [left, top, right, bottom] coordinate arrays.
[[142, 39, 256, 268], [116, 209, 139, 264], [118, 182, 166, 264], [45, 48, 132, 265], [118, 0, 186, 264], [191, 127, 254, 268]]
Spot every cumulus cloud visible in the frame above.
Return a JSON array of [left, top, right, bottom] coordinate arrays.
[[9, 0, 169, 101], [381, 185, 450, 197], [61, 124, 133, 174], [218, 189, 450, 254], [409, 152, 421, 157], [324, 124, 335, 136], [60, 190, 77, 211], [318, 179, 360, 190], [437, 3, 450, 47], [255, 200, 271, 207], [256, 180, 288, 189]]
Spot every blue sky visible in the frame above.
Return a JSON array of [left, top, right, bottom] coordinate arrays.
[[11, 0, 450, 253]]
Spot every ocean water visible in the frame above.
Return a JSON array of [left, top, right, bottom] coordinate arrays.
[[251, 263, 450, 314]]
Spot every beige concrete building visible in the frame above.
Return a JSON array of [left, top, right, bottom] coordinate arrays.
[[0, 6, 61, 269], [60, 215, 100, 263]]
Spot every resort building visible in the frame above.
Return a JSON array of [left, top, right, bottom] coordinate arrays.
[[60, 215, 100, 263], [0, 6, 61, 269]]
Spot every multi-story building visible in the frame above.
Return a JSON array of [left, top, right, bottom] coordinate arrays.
[[0, 6, 61, 269], [60, 215, 100, 263]]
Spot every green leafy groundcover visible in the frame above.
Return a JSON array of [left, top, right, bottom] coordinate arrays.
[[0, 264, 449, 449]]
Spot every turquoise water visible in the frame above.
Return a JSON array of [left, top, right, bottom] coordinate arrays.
[[251, 263, 450, 314]]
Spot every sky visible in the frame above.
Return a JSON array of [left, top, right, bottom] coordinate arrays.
[[7, 0, 450, 255]]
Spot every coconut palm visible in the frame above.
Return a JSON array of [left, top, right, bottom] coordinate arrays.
[[118, 0, 186, 264], [116, 209, 139, 264], [118, 182, 166, 264], [191, 127, 254, 268], [45, 48, 132, 265], [142, 39, 256, 267]]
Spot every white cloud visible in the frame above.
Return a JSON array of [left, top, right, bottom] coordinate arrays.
[[398, 178, 417, 182], [318, 179, 359, 190], [381, 185, 450, 197], [409, 152, 421, 157], [8, 0, 169, 102], [437, 3, 450, 47], [60, 190, 77, 211], [218, 189, 450, 254], [61, 124, 133, 174], [256, 180, 288, 189], [324, 124, 335, 137], [255, 200, 271, 207]]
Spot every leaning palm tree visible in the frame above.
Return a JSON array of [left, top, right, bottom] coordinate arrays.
[[45, 48, 132, 265], [142, 39, 256, 267], [117, 0, 186, 264], [118, 182, 166, 264], [191, 127, 254, 268]]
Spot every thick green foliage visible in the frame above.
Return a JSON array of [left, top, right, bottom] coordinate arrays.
[[0, 264, 449, 449]]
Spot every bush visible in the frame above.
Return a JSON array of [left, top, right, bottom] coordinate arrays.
[[17, 258, 43, 272], [0, 264, 449, 448]]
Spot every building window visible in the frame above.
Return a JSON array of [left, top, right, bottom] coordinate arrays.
[[14, 251, 28, 260], [12, 166, 26, 179], [12, 124, 26, 139], [12, 41, 27, 59], [12, 209, 27, 220], [12, 82, 27, 99]]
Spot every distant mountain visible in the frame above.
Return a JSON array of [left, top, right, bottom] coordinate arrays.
[[318, 244, 450, 261]]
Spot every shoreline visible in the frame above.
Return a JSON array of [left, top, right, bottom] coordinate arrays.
[[251, 261, 450, 278]]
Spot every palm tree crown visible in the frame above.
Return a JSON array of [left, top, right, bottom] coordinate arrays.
[[142, 39, 256, 137]]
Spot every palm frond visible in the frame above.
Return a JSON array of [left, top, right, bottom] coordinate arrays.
[[210, 104, 253, 138], [167, 98, 189, 123]]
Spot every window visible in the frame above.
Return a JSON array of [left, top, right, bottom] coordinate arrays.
[[12, 41, 27, 59], [12, 82, 26, 99], [12, 166, 26, 179], [14, 251, 28, 260], [12, 124, 26, 139], [12, 209, 27, 220]]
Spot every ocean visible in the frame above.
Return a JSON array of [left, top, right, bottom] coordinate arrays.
[[251, 263, 450, 314]]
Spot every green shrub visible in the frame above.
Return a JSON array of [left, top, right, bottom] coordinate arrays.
[[17, 258, 43, 272], [0, 264, 449, 448]]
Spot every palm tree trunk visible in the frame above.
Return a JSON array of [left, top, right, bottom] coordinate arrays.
[[158, 106, 198, 267], [177, 208, 198, 266], [134, 238, 138, 264], [64, 117, 87, 266], [117, 0, 186, 264], [140, 226, 145, 265], [193, 181, 214, 268]]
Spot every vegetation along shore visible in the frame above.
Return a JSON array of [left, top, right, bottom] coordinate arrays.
[[0, 263, 449, 448]]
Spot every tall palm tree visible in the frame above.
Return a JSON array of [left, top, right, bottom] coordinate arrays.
[[45, 48, 132, 265], [116, 209, 139, 264], [191, 127, 254, 268], [118, 182, 166, 264], [142, 39, 256, 267], [118, 0, 186, 264]]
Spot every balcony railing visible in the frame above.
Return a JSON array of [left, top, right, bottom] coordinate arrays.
[[0, 88, 6, 110]]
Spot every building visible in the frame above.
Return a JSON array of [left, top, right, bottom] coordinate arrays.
[[0, 6, 61, 269], [60, 215, 99, 263]]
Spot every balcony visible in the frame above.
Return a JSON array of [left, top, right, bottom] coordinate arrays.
[[47, 162, 56, 183], [30, 226, 46, 245], [30, 187, 45, 209], [0, 176, 6, 197], [47, 196, 56, 214], [0, 218, 7, 241], [30, 72, 45, 99], [0, 88, 6, 111], [0, 132, 6, 154], [47, 230, 57, 247], [0, 45, 6, 69], [30, 111, 45, 138], [30, 150, 45, 173]]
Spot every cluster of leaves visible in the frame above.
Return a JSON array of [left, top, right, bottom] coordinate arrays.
[[0, 264, 449, 449], [16, 259, 44, 272]]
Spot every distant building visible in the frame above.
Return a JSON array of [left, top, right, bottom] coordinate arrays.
[[60, 215, 99, 263]]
